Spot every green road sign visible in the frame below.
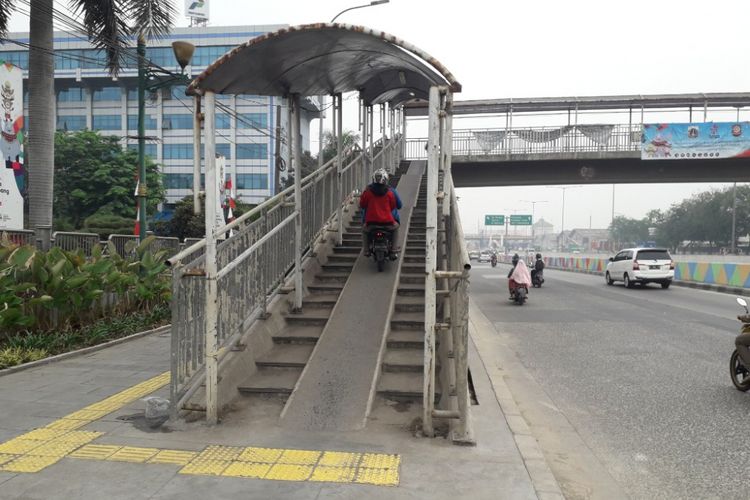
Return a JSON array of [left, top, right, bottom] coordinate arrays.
[[484, 214, 505, 225], [510, 214, 533, 226]]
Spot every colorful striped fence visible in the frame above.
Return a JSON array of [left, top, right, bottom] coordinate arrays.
[[498, 255, 750, 289]]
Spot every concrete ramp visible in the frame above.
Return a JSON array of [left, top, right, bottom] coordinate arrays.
[[280, 161, 425, 431]]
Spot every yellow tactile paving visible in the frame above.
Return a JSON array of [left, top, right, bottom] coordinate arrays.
[[107, 446, 160, 463], [310, 466, 357, 483], [179, 459, 232, 476], [69, 444, 122, 460], [276, 449, 321, 466], [1, 454, 62, 473], [237, 447, 284, 463], [222, 462, 272, 479], [355, 467, 400, 486], [147, 450, 198, 466], [194, 445, 245, 461], [0, 368, 401, 487], [318, 451, 362, 468], [265, 463, 314, 481]]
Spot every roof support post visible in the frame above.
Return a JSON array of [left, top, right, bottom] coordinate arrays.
[[361, 99, 368, 192], [369, 105, 375, 172], [380, 103, 387, 171], [423, 85, 442, 437], [203, 90, 219, 425], [335, 93, 344, 246], [291, 93, 303, 311], [193, 95, 202, 214]]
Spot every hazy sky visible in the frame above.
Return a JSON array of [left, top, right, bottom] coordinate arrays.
[[7, 1, 750, 230]]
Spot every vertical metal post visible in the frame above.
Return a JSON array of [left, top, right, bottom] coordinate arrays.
[[361, 102, 368, 187], [703, 100, 708, 122], [507, 104, 513, 158], [292, 94, 303, 311], [274, 105, 282, 194], [336, 93, 344, 246], [732, 182, 737, 254], [203, 90, 219, 425], [193, 95, 202, 214], [318, 95, 325, 170], [137, 36, 148, 240], [369, 105, 374, 172], [423, 86, 441, 437]]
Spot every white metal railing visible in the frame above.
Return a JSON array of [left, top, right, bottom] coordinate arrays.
[[167, 135, 402, 417], [53, 231, 102, 256], [406, 123, 642, 159]]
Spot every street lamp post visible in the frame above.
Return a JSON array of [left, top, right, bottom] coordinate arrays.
[[521, 199, 547, 242], [555, 186, 581, 251], [136, 41, 195, 241], [330, 0, 389, 22]]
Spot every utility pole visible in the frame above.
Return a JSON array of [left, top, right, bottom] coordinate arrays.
[[137, 36, 147, 240]]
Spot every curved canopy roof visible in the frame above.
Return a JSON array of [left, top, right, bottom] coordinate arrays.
[[187, 23, 460, 107]]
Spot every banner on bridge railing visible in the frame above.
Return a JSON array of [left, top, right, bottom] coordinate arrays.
[[642, 122, 750, 160]]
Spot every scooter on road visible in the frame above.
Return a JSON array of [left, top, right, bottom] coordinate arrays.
[[730, 297, 750, 391]]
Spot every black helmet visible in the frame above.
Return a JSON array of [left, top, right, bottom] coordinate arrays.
[[512, 253, 519, 264], [536, 253, 542, 259]]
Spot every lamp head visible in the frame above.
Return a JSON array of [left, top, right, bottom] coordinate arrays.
[[172, 41, 195, 72]]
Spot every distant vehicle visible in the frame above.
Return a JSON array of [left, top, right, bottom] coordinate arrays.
[[478, 250, 492, 263], [605, 247, 674, 289], [468, 250, 480, 261]]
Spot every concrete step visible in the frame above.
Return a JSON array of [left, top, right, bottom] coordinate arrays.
[[321, 263, 354, 273], [391, 312, 425, 331], [238, 367, 300, 395], [314, 273, 350, 284], [401, 265, 423, 274], [273, 325, 323, 345], [382, 349, 424, 373], [332, 245, 361, 254], [400, 273, 424, 285], [308, 283, 344, 295], [395, 296, 425, 313], [284, 312, 330, 327], [327, 254, 357, 263], [302, 294, 339, 309], [256, 344, 314, 368], [404, 256, 426, 264], [377, 372, 440, 402], [398, 285, 425, 297]]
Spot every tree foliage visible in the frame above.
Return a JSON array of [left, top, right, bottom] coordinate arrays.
[[53, 131, 164, 230], [610, 185, 750, 250]]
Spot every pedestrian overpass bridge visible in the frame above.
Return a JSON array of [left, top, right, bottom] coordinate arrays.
[[404, 93, 750, 186]]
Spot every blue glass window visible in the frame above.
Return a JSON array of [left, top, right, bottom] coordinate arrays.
[[191, 45, 233, 67], [237, 113, 267, 129], [0, 51, 28, 69], [236, 173, 268, 190], [127, 114, 157, 130], [58, 87, 84, 102], [163, 173, 194, 189], [216, 113, 230, 129], [92, 114, 122, 130], [166, 85, 187, 101], [56, 115, 86, 131], [93, 86, 122, 101], [236, 143, 267, 159], [163, 143, 193, 160], [127, 143, 157, 158], [162, 114, 193, 130], [200, 143, 231, 159]]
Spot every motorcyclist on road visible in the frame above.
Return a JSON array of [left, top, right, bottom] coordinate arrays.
[[507, 253, 519, 279], [736, 314, 750, 369], [360, 168, 401, 258]]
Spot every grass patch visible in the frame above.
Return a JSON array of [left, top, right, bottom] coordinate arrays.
[[0, 305, 170, 370]]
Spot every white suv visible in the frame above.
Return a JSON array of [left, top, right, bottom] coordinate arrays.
[[605, 248, 674, 289]]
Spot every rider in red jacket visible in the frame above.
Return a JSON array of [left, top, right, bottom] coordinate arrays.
[[360, 169, 400, 258]]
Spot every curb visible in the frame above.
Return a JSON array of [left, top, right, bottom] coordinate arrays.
[[545, 266, 750, 296], [469, 312, 564, 499], [0, 324, 171, 377]]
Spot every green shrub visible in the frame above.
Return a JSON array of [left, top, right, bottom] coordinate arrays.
[[83, 212, 134, 239], [0, 347, 49, 370]]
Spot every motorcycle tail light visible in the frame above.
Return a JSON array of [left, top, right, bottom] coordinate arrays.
[[633, 260, 639, 270], [376, 232, 384, 238]]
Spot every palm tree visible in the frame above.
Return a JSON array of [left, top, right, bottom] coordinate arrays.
[[0, 0, 175, 230]]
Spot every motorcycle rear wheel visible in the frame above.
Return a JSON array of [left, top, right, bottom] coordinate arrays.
[[730, 349, 750, 391]]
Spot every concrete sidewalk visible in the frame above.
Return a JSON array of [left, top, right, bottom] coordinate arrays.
[[0, 320, 554, 499]]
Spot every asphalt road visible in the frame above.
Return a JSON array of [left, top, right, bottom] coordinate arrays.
[[471, 263, 750, 500]]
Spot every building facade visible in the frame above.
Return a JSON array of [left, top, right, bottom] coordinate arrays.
[[0, 24, 318, 208]]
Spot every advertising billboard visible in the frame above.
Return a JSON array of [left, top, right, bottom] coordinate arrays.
[[185, 0, 209, 21], [642, 122, 750, 160], [0, 62, 23, 229]]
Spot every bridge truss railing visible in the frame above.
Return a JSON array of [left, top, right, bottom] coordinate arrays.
[[407, 123, 642, 159], [167, 125, 403, 420]]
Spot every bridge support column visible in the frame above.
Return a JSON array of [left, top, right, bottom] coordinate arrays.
[[292, 93, 303, 311], [203, 90, 219, 425]]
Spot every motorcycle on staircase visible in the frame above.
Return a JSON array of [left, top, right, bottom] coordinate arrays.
[[368, 226, 395, 272], [730, 297, 750, 391]]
